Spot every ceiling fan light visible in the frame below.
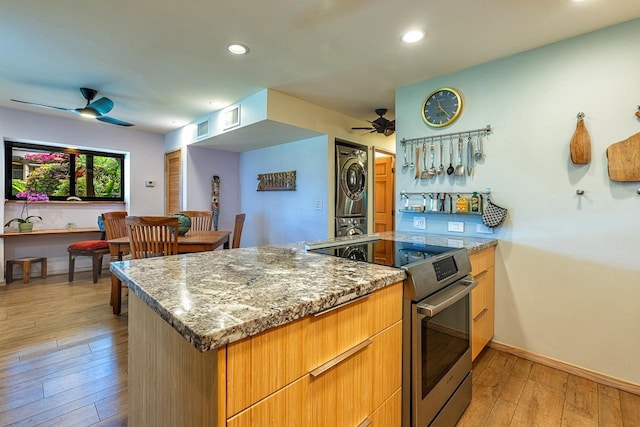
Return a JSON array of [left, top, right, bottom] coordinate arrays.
[[79, 107, 98, 118], [402, 30, 425, 44]]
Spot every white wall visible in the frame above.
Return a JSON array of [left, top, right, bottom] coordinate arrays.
[[240, 135, 329, 247], [185, 146, 240, 234], [167, 90, 396, 241], [395, 19, 640, 384], [1, 107, 165, 277]]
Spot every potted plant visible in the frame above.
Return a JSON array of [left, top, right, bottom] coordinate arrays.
[[4, 190, 49, 232]]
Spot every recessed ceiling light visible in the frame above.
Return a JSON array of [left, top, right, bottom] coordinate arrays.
[[227, 43, 250, 55], [402, 30, 425, 44]]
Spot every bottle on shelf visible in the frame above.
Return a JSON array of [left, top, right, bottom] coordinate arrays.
[[471, 192, 480, 213]]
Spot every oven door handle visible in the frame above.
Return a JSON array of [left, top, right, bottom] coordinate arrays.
[[416, 277, 478, 317]]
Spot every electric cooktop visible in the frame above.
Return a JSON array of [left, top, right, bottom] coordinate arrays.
[[306, 237, 456, 268]]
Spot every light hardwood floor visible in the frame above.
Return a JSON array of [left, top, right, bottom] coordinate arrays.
[[1, 274, 639, 427]]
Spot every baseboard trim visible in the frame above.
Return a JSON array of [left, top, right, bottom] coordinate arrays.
[[488, 341, 640, 396]]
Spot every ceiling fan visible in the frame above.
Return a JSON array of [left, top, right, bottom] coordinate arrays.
[[11, 87, 134, 127], [352, 108, 395, 136]]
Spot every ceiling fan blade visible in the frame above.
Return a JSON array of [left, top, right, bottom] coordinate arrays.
[[88, 97, 114, 115], [97, 115, 134, 127], [10, 99, 72, 111], [351, 127, 374, 130]]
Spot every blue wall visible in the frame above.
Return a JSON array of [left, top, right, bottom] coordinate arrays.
[[239, 135, 329, 247]]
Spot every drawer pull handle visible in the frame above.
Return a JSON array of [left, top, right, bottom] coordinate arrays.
[[474, 307, 489, 321], [358, 418, 372, 427], [310, 339, 372, 377], [313, 293, 371, 317]]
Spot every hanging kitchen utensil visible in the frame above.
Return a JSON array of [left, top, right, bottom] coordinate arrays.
[[410, 143, 415, 170], [466, 135, 473, 176], [454, 137, 465, 176], [428, 142, 437, 177], [482, 195, 508, 228], [606, 131, 640, 182], [570, 112, 591, 165], [402, 141, 409, 168], [437, 138, 444, 175], [420, 143, 429, 180], [414, 145, 421, 179], [474, 132, 483, 160], [447, 136, 455, 175]]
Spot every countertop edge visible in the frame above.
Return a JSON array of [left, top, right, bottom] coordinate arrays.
[[112, 233, 496, 352]]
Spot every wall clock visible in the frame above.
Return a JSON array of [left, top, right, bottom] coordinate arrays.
[[421, 87, 463, 128]]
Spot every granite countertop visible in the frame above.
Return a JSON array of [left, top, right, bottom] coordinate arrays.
[[111, 232, 497, 353], [110, 244, 406, 352]]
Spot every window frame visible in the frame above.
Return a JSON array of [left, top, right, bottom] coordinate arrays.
[[4, 140, 125, 202]]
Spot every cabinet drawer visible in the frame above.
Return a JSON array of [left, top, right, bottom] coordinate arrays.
[[306, 281, 402, 372], [471, 267, 494, 319], [471, 302, 494, 360], [227, 376, 310, 427], [226, 282, 402, 417], [226, 316, 307, 416], [469, 247, 495, 277], [309, 321, 402, 427], [368, 388, 402, 427]]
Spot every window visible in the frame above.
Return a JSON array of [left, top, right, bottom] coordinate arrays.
[[4, 141, 125, 202]]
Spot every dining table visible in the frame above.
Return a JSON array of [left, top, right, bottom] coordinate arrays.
[[107, 230, 231, 315]]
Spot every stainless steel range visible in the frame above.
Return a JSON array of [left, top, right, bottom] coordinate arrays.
[[307, 237, 476, 427]]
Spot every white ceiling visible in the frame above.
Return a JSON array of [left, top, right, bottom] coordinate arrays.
[[1, 0, 639, 135]]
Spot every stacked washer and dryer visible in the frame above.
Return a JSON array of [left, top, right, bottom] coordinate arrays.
[[335, 142, 368, 237]]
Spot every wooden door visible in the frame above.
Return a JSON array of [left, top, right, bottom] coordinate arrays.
[[374, 153, 395, 265], [165, 149, 182, 215], [374, 154, 394, 232]]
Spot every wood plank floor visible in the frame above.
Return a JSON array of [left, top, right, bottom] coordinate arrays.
[[1, 273, 639, 426]]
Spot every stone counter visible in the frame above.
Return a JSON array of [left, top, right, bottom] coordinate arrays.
[[110, 244, 405, 352], [111, 232, 497, 353]]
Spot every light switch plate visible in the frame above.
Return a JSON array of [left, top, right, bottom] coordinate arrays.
[[413, 216, 426, 230], [314, 200, 323, 210], [145, 180, 156, 187], [447, 221, 464, 232]]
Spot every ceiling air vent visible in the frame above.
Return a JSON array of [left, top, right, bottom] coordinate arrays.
[[223, 105, 240, 130], [196, 120, 209, 139]]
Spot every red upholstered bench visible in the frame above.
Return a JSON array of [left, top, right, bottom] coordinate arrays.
[[68, 240, 110, 283]]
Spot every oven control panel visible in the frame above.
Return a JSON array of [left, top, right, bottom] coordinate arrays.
[[433, 256, 458, 282]]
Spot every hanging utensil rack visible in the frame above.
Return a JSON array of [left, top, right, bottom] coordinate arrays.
[[400, 125, 492, 148]]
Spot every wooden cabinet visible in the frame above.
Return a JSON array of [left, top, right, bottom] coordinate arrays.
[[469, 246, 496, 360], [226, 282, 403, 427]]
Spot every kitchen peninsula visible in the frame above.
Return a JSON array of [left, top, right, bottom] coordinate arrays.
[[111, 233, 496, 426]]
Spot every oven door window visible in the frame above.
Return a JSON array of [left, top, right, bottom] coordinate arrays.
[[421, 295, 469, 397]]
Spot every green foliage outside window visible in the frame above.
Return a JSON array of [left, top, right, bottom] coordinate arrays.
[[5, 141, 125, 202]]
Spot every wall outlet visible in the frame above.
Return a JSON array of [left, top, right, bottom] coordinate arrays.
[[314, 200, 323, 210], [447, 221, 464, 233], [413, 216, 426, 230], [476, 223, 494, 234]]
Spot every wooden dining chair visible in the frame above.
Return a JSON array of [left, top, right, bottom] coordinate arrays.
[[232, 213, 246, 249], [179, 210, 213, 231], [103, 211, 130, 314], [126, 216, 179, 259]]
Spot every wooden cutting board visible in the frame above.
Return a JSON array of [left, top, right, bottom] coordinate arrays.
[[570, 118, 591, 164], [607, 132, 640, 182]]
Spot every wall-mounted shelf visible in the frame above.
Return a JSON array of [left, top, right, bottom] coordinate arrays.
[[400, 190, 490, 215], [398, 209, 483, 216]]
